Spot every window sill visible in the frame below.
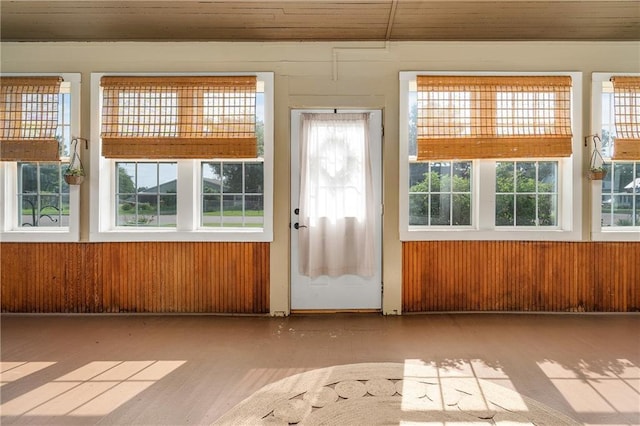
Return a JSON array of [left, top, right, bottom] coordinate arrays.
[[1, 229, 79, 243], [89, 228, 273, 242], [401, 227, 581, 241], [591, 230, 640, 242]]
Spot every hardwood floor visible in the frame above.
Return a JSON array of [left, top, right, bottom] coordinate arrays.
[[1, 313, 639, 425]]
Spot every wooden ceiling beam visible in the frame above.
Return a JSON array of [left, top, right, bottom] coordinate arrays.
[[386, 0, 399, 40]]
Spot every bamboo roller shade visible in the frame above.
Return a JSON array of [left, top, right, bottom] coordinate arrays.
[[416, 76, 573, 161], [0, 76, 63, 162], [611, 76, 640, 160], [101, 76, 258, 159]]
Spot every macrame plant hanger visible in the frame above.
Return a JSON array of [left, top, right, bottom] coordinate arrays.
[[64, 137, 86, 185], [589, 134, 606, 180]]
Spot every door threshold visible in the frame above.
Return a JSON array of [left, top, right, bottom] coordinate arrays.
[[291, 309, 382, 315]]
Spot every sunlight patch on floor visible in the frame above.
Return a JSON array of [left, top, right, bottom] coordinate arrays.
[[401, 359, 528, 414], [0, 360, 185, 416], [537, 359, 640, 414], [0, 361, 56, 383]]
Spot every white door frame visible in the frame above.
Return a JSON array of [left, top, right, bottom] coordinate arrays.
[[290, 109, 383, 311]]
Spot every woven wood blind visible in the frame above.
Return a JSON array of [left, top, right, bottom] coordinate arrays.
[[416, 76, 573, 160], [0, 76, 62, 161], [611, 76, 640, 160], [101, 76, 257, 159]]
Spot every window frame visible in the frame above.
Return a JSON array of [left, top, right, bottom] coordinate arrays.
[[90, 72, 273, 242], [0, 72, 81, 242], [399, 71, 583, 241], [590, 72, 640, 242]]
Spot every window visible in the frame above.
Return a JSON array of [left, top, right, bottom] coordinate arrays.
[[591, 73, 640, 240], [116, 162, 177, 227], [90, 72, 273, 242], [1, 74, 81, 242], [600, 162, 639, 228], [400, 72, 582, 241], [495, 161, 558, 227], [201, 161, 263, 228], [18, 162, 70, 227], [409, 161, 472, 226]]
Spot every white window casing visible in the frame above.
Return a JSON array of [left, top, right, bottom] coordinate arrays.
[[399, 71, 583, 241], [0, 73, 82, 242], [89, 72, 274, 242], [590, 72, 640, 242]]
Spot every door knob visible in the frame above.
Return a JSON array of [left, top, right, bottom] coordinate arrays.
[[293, 223, 307, 229]]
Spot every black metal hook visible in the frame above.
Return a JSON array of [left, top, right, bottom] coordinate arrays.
[[72, 137, 89, 150]]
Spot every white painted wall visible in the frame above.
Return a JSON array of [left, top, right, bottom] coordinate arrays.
[[2, 41, 639, 315]]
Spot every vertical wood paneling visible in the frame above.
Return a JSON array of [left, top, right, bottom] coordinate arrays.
[[0, 242, 269, 313], [3, 240, 636, 313], [403, 241, 640, 312]]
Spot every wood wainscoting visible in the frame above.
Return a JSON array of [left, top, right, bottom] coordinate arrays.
[[1, 242, 269, 313], [403, 241, 640, 312]]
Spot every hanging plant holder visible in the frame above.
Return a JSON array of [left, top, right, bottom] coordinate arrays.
[[588, 135, 607, 181], [589, 169, 606, 180], [64, 174, 84, 185], [64, 138, 86, 185]]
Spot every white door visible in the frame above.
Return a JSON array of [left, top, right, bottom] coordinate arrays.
[[290, 109, 382, 310]]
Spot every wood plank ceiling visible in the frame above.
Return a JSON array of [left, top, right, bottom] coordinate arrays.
[[1, 0, 639, 42]]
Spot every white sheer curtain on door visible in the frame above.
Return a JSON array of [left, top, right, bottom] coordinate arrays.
[[298, 113, 375, 278]]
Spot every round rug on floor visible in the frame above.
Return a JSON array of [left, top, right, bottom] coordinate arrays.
[[212, 362, 580, 425]]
